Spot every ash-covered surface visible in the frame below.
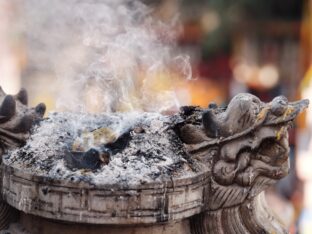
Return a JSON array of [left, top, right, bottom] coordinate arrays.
[[4, 112, 198, 186]]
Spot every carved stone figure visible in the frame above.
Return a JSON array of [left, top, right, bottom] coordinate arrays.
[[0, 87, 45, 229], [177, 93, 309, 234]]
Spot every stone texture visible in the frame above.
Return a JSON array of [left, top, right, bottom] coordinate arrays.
[[0, 92, 309, 234], [2, 164, 209, 225], [20, 214, 191, 234], [0, 87, 45, 230], [179, 94, 308, 233]]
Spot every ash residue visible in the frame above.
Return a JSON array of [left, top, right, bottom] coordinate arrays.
[[5, 112, 196, 185]]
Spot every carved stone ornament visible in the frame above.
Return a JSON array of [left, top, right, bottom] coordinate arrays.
[[0, 91, 308, 234], [0, 87, 45, 230], [177, 93, 309, 234]]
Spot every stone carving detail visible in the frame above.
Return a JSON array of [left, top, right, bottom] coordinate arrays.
[[0, 91, 308, 234], [177, 93, 309, 234], [0, 87, 45, 230]]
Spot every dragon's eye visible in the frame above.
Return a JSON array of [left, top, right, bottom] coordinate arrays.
[[271, 96, 288, 116]]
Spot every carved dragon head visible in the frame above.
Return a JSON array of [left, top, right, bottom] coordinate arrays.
[[0, 87, 46, 158], [177, 93, 309, 210], [0, 86, 46, 230]]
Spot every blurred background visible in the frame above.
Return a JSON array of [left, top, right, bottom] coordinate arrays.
[[1, 0, 312, 233]]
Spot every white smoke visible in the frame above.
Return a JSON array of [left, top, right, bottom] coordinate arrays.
[[18, 0, 192, 113]]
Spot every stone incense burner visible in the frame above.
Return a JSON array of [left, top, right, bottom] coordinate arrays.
[[0, 87, 308, 234]]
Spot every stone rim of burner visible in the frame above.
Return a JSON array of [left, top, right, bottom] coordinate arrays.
[[1, 160, 209, 225]]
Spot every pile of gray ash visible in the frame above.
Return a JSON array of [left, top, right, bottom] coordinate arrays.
[[4, 111, 199, 186]]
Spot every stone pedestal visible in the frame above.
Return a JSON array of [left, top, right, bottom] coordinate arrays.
[[20, 213, 190, 234]]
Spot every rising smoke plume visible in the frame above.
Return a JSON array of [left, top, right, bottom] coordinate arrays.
[[18, 0, 192, 113]]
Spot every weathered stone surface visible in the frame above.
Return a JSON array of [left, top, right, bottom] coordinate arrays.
[[2, 164, 209, 224], [0, 87, 45, 230], [0, 93, 309, 234], [178, 94, 308, 233], [20, 213, 191, 234]]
